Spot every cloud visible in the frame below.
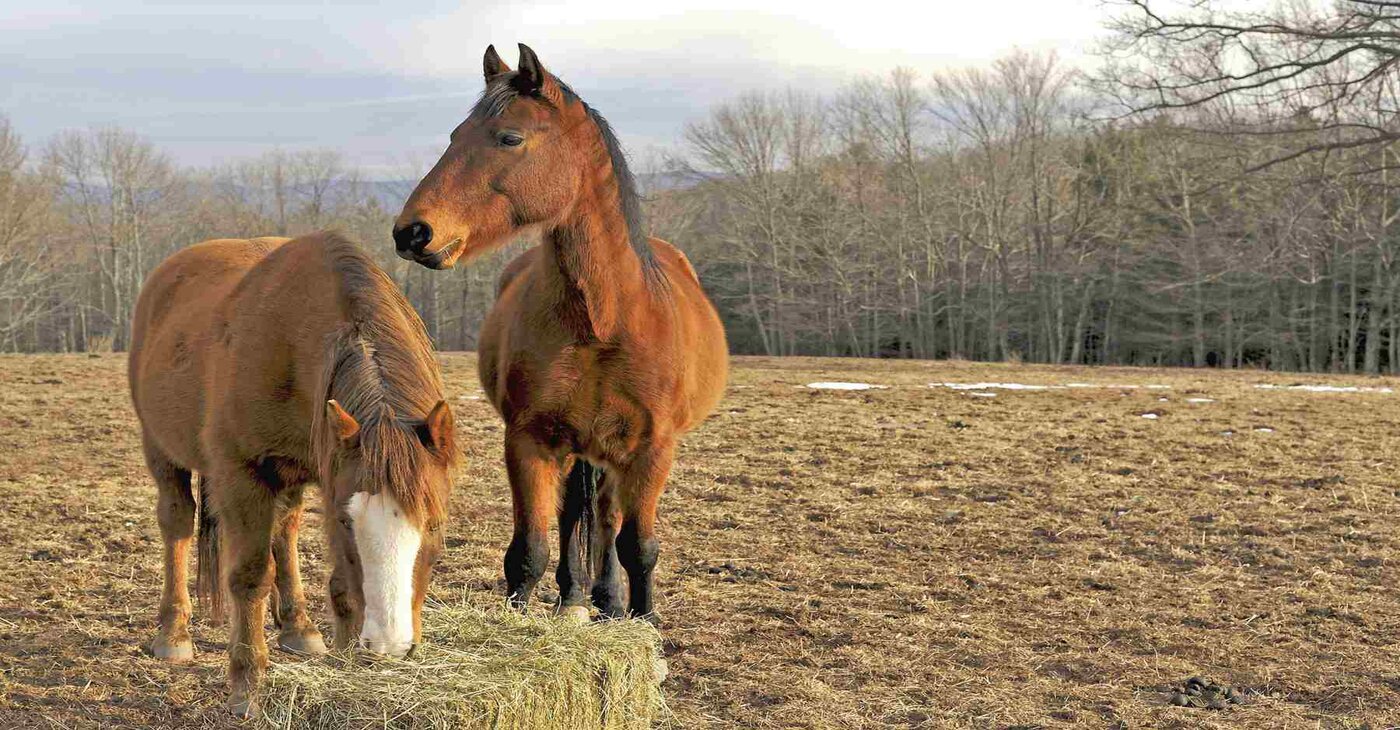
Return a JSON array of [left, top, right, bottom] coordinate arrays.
[[0, 0, 1109, 170], [396, 0, 1107, 77]]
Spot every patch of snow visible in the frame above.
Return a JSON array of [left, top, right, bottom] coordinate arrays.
[[806, 382, 888, 391], [1255, 383, 1393, 393], [1254, 427, 1275, 433], [1158, 397, 1170, 402], [457, 394, 483, 401], [938, 381, 1177, 392], [1140, 413, 1160, 419], [1185, 398, 1215, 403], [969, 391, 998, 398], [936, 382, 1054, 391]]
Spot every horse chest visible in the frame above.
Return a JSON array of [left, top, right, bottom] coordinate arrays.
[[512, 358, 648, 462]]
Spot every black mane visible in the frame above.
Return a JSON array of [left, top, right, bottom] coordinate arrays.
[[471, 74, 659, 278]]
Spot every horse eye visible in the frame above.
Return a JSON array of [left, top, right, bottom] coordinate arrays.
[[498, 132, 524, 147]]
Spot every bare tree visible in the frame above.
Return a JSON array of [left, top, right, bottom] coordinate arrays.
[[1101, 0, 1400, 171], [45, 128, 179, 349], [0, 116, 63, 348]]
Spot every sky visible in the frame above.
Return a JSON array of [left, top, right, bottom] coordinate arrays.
[[1, 0, 1111, 176]]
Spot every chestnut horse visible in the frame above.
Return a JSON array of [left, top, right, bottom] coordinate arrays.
[[128, 232, 457, 717], [393, 44, 727, 622]]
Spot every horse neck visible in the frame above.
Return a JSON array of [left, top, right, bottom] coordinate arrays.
[[541, 190, 648, 342], [325, 275, 441, 416]]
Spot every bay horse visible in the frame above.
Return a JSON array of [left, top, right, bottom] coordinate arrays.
[[393, 44, 728, 623], [128, 232, 457, 717]]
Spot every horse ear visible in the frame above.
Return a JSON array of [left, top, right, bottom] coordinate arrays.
[[325, 400, 360, 445], [483, 44, 510, 83], [416, 400, 454, 455], [513, 43, 546, 95]]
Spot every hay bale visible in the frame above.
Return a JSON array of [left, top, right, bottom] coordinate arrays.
[[261, 602, 667, 730]]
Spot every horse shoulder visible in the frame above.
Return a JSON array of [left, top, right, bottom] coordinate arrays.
[[480, 248, 539, 410]]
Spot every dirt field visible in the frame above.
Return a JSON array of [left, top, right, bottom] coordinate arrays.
[[3, 353, 1400, 728]]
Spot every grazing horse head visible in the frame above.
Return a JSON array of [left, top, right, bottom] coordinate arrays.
[[393, 43, 645, 270], [317, 387, 456, 656]]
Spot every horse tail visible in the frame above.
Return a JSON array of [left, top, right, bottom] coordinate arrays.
[[196, 474, 225, 624], [563, 459, 603, 583]]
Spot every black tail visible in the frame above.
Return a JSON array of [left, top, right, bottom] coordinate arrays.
[[196, 475, 225, 624], [563, 460, 603, 578]]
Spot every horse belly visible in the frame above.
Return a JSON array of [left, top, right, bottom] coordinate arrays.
[[667, 268, 729, 433]]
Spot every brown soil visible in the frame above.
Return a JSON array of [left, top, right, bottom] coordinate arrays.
[[2, 353, 1400, 728]]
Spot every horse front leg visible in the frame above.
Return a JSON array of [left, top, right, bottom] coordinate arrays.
[[327, 560, 361, 651], [616, 442, 675, 624], [503, 431, 563, 610]]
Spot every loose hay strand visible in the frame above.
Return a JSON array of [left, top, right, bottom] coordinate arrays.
[[262, 603, 667, 730]]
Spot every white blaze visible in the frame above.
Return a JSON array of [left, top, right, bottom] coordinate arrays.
[[345, 491, 421, 656]]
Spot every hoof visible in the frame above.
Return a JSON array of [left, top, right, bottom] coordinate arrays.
[[228, 693, 259, 721], [557, 605, 591, 624], [591, 593, 627, 621], [151, 637, 194, 663], [279, 630, 329, 656]]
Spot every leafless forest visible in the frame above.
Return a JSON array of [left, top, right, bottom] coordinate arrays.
[[5, 2, 1400, 372]]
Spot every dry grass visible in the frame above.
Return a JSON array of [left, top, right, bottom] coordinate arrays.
[[261, 602, 665, 730], [3, 353, 1400, 728]]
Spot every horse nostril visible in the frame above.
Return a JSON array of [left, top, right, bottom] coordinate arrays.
[[393, 222, 433, 253]]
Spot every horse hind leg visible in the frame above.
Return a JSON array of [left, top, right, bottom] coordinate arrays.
[[269, 486, 327, 655], [145, 439, 196, 663]]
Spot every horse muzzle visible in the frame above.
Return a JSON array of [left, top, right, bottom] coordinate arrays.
[[393, 218, 466, 269], [358, 636, 415, 657], [402, 238, 465, 270]]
